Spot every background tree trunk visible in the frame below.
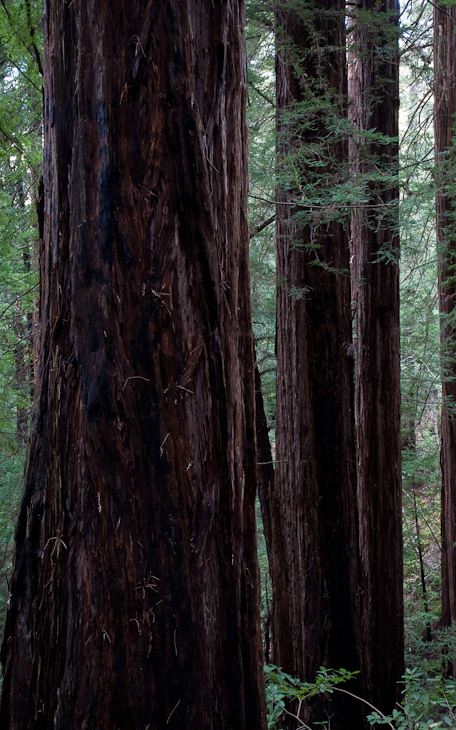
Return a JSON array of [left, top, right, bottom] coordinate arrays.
[[270, 3, 364, 727], [434, 0, 456, 678], [348, 0, 404, 712], [0, 2, 267, 728]]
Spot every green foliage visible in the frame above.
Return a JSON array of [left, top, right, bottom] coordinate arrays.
[[366, 668, 456, 729], [264, 664, 360, 730], [264, 665, 456, 730], [396, 0, 444, 673], [247, 3, 276, 427], [0, 0, 42, 642]]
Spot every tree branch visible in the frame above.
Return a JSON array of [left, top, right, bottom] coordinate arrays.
[[249, 214, 275, 239]]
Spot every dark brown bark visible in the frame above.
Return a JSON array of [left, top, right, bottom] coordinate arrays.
[[269, 3, 364, 728], [13, 304, 30, 445], [434, 0, 456, 677], [413, 490, 433, 643], [0, 2, 267, 729], [348, 0, 404, 713], [254, 365, 275, 595], [254, 364, 284, 667], [12, 182, 33, 444], [403, 427, 433, 641]]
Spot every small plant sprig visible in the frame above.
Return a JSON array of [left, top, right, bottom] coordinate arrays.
[[264, 664, 359, 730]]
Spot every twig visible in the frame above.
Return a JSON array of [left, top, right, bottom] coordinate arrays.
[[166, 700, 181, 725], [257, 459, 288, 465], [102, 627, 112, 643], [151, 289, 172, 315], [206, 156, 220, 174], [250, 214, 276, 239], [0, 284, 39, 320], [131, 34, 146, 58], [123, 375, 151, 391], [334, 687, 395, 729], [160, 433, 170, 457], [44, 536, 68, 551], [248, 80, 275, 107]]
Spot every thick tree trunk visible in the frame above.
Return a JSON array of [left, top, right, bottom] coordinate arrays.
[[270, 3, 364, 728], [0, 2, 267, 729], [348, 0, 404, 712], [434, 0, 456, 678]]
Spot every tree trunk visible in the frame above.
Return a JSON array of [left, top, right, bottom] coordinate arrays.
[[434, 0, 456, 678], [12, 183, 33, 445], [348, 0, 404, 712], [254, 363, 282, 666], [270, 3, 364, 727], [0, 2, 267, 728]]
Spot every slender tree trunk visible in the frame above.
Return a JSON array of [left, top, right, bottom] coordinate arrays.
[[13, 300, 29, 445], [269, 3, 364, 727], [0, 2, 267, 728], [434, 0, 456, 677], [254, 364, 283, 666], [413, 491, 433, 643], [254, 365, 273, 657], [403, 424, 433, 642], [348, 0, 404, 712], [12, 183, 32, 445]]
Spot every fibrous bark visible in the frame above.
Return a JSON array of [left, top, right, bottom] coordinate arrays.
[[434, 0, 456, 677], [269, 2, 364, 727], [0, 2, 267, 728], [348, 0, 404, 712]]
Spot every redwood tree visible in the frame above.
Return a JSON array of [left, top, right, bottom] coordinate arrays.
[[348, 0, 404, 712], [434, 0, 456, 676], [269, 2, 364, 727], [0, 2, 267, 728]]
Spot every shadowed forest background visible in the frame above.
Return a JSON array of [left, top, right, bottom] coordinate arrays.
[[0, 0, 454, 727]]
